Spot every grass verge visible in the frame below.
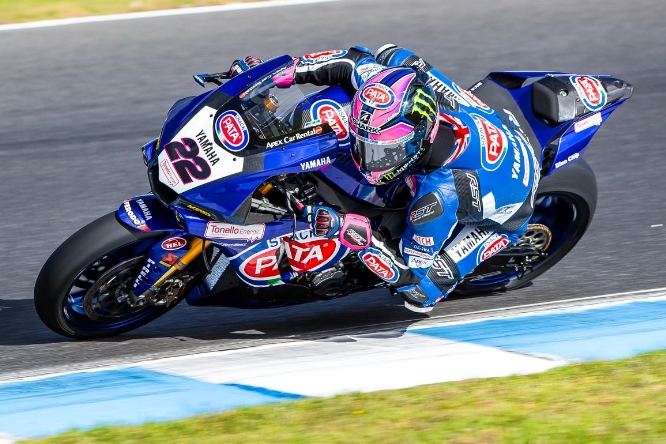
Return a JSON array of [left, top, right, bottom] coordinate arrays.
[[0, 0, 264, 24], [23, 350, 666, 443]]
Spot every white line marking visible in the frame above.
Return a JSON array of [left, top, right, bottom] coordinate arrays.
[[2, 287, 665, 384], [0, 0, 340, 32], [651, 224, 663, 227]]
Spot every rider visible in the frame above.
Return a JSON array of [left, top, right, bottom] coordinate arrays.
[[229, 46, 540, 312]]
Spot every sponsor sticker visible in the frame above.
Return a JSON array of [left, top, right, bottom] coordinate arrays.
[[430, 256, 454, 280], [407, 256, 433, 269], [284, 238, 340, 272], [159, 252, 181, 267], [161, 237, 187, 250], [160, 159, 180, 187], [409, 193, 443, 225], [359, 83, 395, 109], [239, 236, 341, 281], [359, 248, 399, 283], [351, 112, 381, 134], [472, 114, 508, 171], [403, 247, 433, 259], [215, 110, 249, 152], [123, 199, 150, 231], [240, 247, 281, 281], [448, 227, 491, 260], [356, 63, 385, 82], [300, 50, 348, 65], [570, 76, 607, 111], [310, 100, 349, 143], [413, 235, 434, 246], [478, 235, 510, 262], [205, 222, 265, 242], [466, 172, 482, 214], [300, 156, 332, 170], [427, 75, 468, 109], [574, 112, 603, 133], [265, 125, 323, 149], [554, 151, 580, 170], [452, 83, 492, 113]]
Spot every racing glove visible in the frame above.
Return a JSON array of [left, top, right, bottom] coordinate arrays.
[[272, 57, 298, 88], [228, 56, 263, 78], [304, 206, 371, 251]]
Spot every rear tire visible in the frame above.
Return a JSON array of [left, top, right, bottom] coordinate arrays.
[[455, 158, 597, 294], [34, 213, 173, 339]]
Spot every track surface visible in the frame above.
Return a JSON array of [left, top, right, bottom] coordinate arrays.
[[0, 0, 664, 379]]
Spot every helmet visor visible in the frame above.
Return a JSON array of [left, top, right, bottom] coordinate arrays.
[[353, 139, 416, 172]]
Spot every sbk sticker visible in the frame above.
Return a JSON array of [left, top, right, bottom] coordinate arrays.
[[359, 248, 399, 283], [161, 237, 187, 250], [310, 100, 349, 143], [205, 222, 265, 242], [570, 76, 607, 111], [472, 114, 508, 171], [359, 83, 395, 109], [300, 50, 348, 64], [215, 110, 249, 152], [478, 235, 509, 262]]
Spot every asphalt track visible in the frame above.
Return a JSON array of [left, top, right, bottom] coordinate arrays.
[[0, 0, 664, 380]]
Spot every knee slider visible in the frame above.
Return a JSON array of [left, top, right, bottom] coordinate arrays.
[[427, 252, 461, 290]]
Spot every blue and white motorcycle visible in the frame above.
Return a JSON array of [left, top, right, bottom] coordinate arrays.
[[34, 55, 633, 338]]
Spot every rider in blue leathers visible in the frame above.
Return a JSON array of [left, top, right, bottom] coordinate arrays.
[[230, 45, 540, 312]]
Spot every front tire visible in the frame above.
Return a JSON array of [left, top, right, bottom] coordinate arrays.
[[34, 213, 173, 339]]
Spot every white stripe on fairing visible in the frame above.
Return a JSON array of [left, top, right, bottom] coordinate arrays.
[[137, 333, 565, 397], [0, 0, 341, 32]]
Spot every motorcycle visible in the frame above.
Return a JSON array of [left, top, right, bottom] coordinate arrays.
[[34, 54, 633, 339]]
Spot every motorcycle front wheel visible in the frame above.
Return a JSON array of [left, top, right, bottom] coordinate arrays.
[[34, 212, 177, 339]]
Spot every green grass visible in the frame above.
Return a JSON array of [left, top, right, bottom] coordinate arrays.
[[23, 350, 666, 443], [0, 0, 263, 24]]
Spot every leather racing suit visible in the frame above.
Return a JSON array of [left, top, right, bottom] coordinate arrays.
[[279, 45, 540, 311]]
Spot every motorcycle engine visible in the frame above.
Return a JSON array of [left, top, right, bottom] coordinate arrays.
[[308, 266, 347, 298]]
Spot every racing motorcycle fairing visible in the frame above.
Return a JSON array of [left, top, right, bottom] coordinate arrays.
[[469, 71, 633, 176], [121, 61, 635, 308], [147, 55, 338, 225]]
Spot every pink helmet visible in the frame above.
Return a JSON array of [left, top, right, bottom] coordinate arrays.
[[349, 67, 439, 185]]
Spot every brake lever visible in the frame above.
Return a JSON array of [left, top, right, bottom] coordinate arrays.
[[193, 71, 233, 88]]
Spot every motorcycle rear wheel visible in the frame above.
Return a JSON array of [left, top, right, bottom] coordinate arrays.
[[34, 212, 175, 339], [455, 158, 597, 294]]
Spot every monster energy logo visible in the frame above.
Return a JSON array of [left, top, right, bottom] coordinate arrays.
[[412, 89, 437, 121]]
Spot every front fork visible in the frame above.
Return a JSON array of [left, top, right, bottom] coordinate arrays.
[[117, 194, 211, 307], [129, 237, 210, 307]]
